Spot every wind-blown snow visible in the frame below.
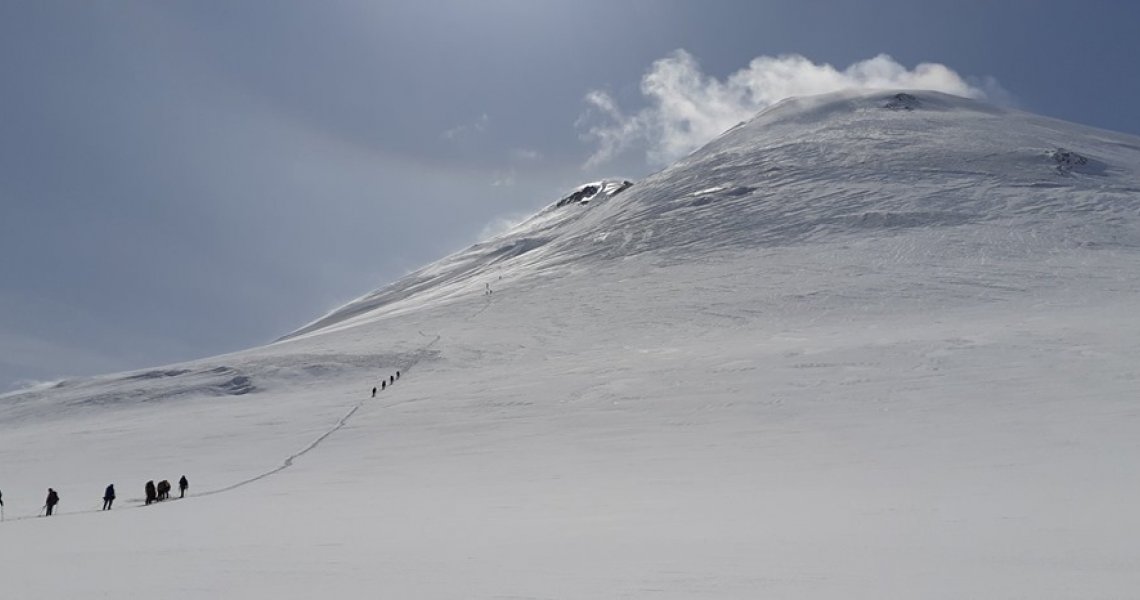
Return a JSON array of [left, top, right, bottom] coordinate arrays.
[[2, 90, 1140, 598]]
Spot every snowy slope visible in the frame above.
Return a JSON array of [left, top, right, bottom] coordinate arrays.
[[2, 90, 1140, 598], [286, 90, 1140, 338]]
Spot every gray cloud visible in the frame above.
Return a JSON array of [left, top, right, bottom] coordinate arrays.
[[579, 50, 1009, 167]]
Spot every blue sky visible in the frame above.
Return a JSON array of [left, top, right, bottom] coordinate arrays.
[[1, 0, 1137, 389]]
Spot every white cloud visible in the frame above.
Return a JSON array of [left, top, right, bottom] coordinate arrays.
[[510, 148, 543, 162], [442, 113, 490, 140], [9, 378, 65, 393], [491, 168, 516, 187], [578, 50, 1010, 168], [478, 212, 530, 241]]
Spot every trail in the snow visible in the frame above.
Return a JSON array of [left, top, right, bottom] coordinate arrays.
[[0, 292, 487, 524], [0, 335, 443, 523], [197, 332, 442, 497], [467, 292, 494, 321]]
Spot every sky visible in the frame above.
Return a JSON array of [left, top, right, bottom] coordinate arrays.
[[1, 0, 1138, 390]]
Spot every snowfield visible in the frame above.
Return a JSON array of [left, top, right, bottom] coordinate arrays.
[[3, 90, 1140, 598]]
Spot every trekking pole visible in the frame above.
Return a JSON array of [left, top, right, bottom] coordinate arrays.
[[39, 505, 46, 517]]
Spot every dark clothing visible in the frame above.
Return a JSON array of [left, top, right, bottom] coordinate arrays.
[[157, 480, 170, 501], [389, 375, 394, 385], [371, 387, 377, 398], [396, 371, 400, 380], [45, 489, 59, 516], [145, 480, 157, 505], [103, 485, 115, 510], [381, 381, 386, 390], [178, 476, 188, 499]]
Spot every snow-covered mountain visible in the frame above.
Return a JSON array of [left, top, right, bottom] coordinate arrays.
[[3, 90, 1140, 598]]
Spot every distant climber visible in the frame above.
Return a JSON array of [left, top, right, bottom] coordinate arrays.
[[179, 475, 189, 499], [396, 370, 400, 380], [157, 480, 171, 501], [381, 380, 386, 391], [372, 386, 377, 398], [102, 484, 115, 510], [44, 488, 59, 516], [145, 480, 157, 505], [389, 375, 394, 385]]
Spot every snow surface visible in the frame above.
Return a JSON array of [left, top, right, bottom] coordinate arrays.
[[3, 90, 1140, 598]]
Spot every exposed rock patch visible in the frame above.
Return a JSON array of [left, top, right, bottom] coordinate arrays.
[[555, 180, 633, 207], [1049, 147, 1089, 174], [883, 92, 921, 111]]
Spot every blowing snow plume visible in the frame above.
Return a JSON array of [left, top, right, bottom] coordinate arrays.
[[579, 50, 1009, 167]]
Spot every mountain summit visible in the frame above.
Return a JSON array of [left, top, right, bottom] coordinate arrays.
[[290, 89, 1140, 339], [4, 90, 1140, 598]]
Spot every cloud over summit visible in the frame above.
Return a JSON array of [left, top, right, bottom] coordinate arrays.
[[579, 51, 1008, 168]]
